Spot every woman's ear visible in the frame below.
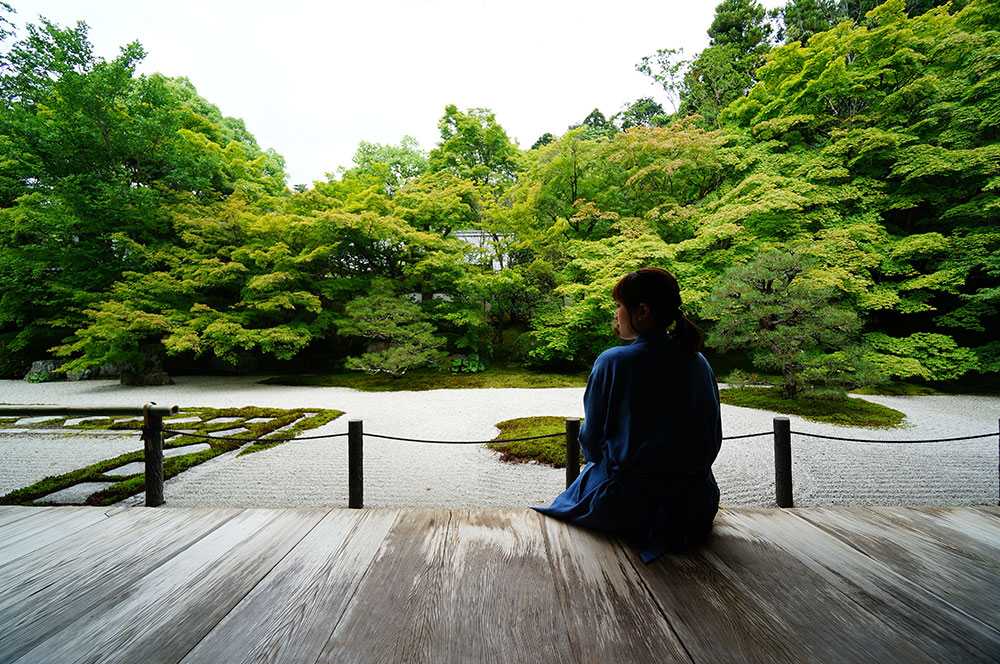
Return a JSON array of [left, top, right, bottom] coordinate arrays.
[[636, 303, 651, 322]]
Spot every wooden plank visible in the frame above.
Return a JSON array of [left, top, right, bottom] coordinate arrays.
[[435, 509, 572, 663], [539, 516, 692, 663], [10, 508, 328, 664], [866, 507, 1000, 568], [0, 506, 206, 603], [723, 509, 1000, 663], [624, 511, 930, 663], [0, 505, 43, 528], [0, 507, 244, 663], [320, 509, 575, 664], [181, 508, 400, 664], [317, 508, 454, 664], [0, 506, 114, 562], [796, 507, 1000, 630]]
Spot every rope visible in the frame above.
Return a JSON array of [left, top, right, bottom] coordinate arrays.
[[722, 431, 772, 440], [163, 427, 998, 446], [163, 428, 564, 445], [365, 432, 565, 445], [790, 430, 998, 444]]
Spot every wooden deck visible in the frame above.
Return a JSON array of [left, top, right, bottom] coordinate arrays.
[[0, 506, 998, 663]]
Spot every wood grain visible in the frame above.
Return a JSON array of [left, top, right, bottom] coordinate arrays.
[[318, 508, 454, 664], [2, 506, 998, 664], [10, 508, 328, 664], [0, 506, 110, 563], [723, 508, 1000, 663], [797, 507, 1000, 629], [181, 508, 400, 664], [0, 506, 239, 662], [539, 515, 692, 663], [626, 510, 930, 663], [867, 507, 1000, 567], [434, 509, 572, 663]]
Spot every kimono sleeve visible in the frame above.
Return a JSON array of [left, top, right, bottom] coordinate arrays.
[[578, 351, 614, 463]]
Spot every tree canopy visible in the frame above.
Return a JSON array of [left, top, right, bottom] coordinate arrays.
[[1, 0, 996, 394]]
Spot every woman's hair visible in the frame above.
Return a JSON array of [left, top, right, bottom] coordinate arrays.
[[612, 267, 703, 352]]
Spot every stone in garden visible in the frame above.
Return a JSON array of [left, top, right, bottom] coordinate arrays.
[[35, 482, 109, 504], [164, 443, 211, 457], [14, 416, 63, 426], [104, 462, 145, 477], [24, 360, 62, 382]]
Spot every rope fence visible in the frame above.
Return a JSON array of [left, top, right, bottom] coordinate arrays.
[[1, 405, 997, 509]]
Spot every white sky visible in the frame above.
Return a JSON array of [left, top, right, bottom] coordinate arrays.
[[10, 0, 784, 188]]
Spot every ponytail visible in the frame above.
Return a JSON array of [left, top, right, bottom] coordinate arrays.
[[672, 309, 704, 354]]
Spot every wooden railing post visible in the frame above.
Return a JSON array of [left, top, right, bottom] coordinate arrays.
[[774, 416, 793, 508], [348, 419, 363, 509], [565, 418, 581, 489], [143, 402, 165, 507]]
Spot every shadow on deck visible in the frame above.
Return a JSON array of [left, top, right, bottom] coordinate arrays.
[[1, 505, 998, 663]]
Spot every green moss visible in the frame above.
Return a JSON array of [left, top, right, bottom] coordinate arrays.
[[720, 387, 907, 428], [239, 409, 343, 455], [486, 416, 580, 468], [851, 383, 942, 396], [260, 366, 589, 391]]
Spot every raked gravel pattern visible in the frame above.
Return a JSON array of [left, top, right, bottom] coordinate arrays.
[[1, 377, 997, 508]]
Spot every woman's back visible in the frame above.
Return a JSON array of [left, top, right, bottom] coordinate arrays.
[[583, 329, 721, 500]]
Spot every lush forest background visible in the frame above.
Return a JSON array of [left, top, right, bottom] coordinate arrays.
[[1, 0, 997, 395]]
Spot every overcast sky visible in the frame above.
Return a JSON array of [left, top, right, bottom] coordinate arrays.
[[10, 0, 784, 188]]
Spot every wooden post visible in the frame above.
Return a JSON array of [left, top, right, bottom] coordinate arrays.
[[774, 416, 793, 508], [143, 403, 165, 507], [565, 418, 581, 489], [348, 419, 363, 509]]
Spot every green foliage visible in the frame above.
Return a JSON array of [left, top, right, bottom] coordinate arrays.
[[863, 331, 979, 381], [0, 336, 29, 378], [345, 135, 428, 198], [261, 366, 588, 391], [336, 280, 447, 377], [1, 1, 996, 390], [451, 352, 485, 374], [428, 105, 522, 188], [703, 250, 864, 396]]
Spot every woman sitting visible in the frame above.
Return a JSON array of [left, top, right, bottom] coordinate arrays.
[[534, 267, 723, 562]]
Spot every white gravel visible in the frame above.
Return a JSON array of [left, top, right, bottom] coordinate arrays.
[[1, 377, 997, 508]]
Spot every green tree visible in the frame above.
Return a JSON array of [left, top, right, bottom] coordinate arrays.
[[347, 135, 428, 198], [703, 250, 863, 396], [335, 280, 446, 376], [0, 15, 286, 366], [428, 105, 521, 188], [639, 0, 773, 125], [612, 97, 671, 130]]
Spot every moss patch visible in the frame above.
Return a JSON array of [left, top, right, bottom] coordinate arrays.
[[850, 383, 942, 396], [1, 405, 343, 506], [720, 387, 907, 428], [486, 416, 581, 468], [261, 366, 588, 391]]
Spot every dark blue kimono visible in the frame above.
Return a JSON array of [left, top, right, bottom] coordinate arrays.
[[534, 329, 722, 562]]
